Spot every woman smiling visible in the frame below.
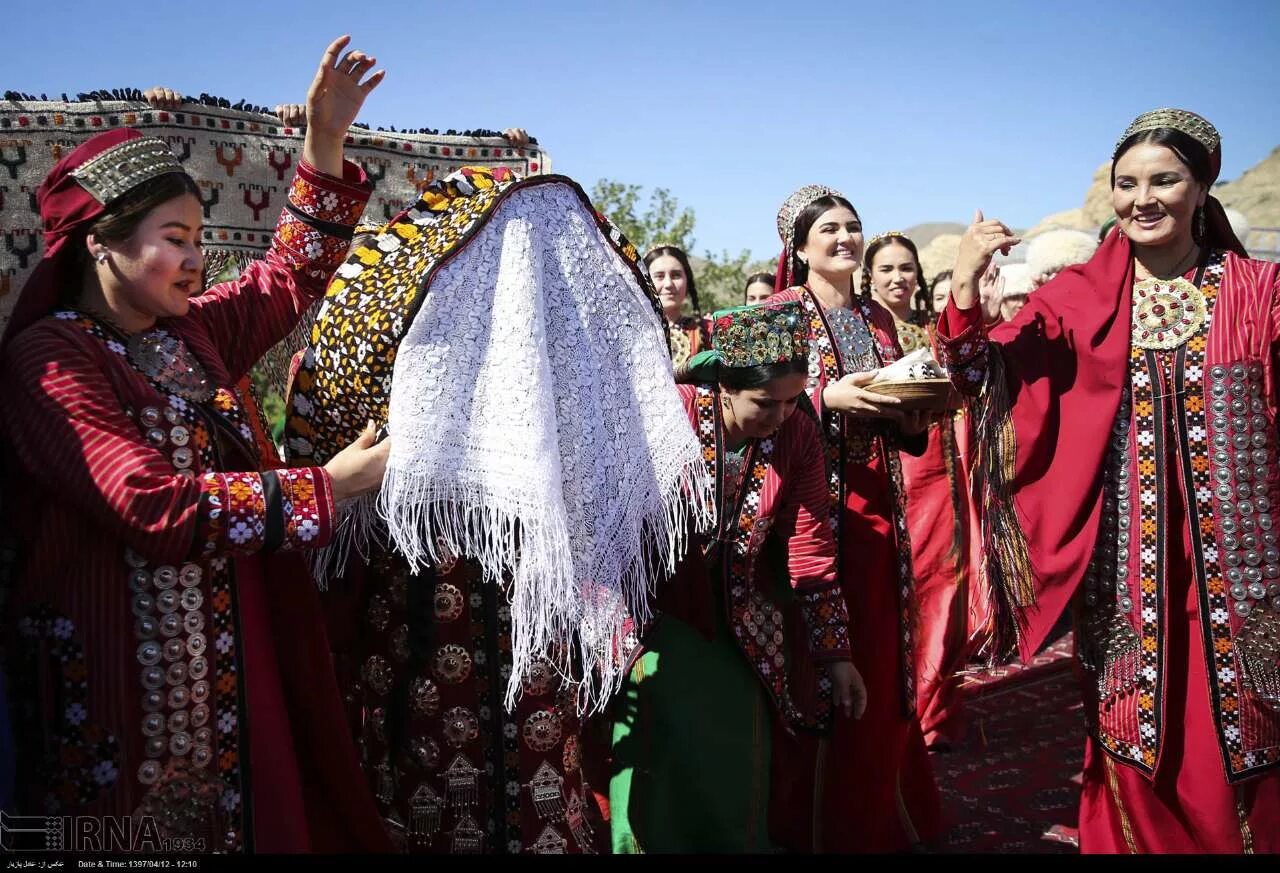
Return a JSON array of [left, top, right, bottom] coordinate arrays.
[[0, 37, 391, 852], [938, 109, 1280, 853], [768, 187, 941, 852]]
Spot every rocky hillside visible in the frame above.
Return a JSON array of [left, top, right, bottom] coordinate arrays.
[[1217, 146, 1280, 227]]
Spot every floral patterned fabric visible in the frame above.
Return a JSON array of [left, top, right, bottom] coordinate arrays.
[[709, 300, 809, 369], [325, 548, 606, 855]]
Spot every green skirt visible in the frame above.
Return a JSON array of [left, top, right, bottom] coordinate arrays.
[[608, 610, 773, 853]]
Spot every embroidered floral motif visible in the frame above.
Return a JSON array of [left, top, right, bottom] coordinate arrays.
[[275, 163, 370, 280], [798, 588, 852, 656], [935, 320, 988, 396], [196, 472, 266, 555], [16, 607, 120, 811], [275, 467, 330, 550], [710, 301, 809, 369]]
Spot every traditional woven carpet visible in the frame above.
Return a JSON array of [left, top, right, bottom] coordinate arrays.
[[934, 632, 1084, 853], [0, 96, 553, 339]]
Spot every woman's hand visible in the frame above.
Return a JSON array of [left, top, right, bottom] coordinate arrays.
[[324, 422, 390, 503], [303, 35, 386, 175], [830, 660, 868, 719], [275, 103, 307, 127], [822, 370, 904, 420], [951, 209, 1020, 310], [978, 260, 1004, 325], [502, 128, 531, 147], [143, 87, 183, 110]]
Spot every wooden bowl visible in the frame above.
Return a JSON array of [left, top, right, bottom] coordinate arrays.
[[869, 378, 960, 411]]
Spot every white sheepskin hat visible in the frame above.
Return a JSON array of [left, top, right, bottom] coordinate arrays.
[[1225, 207, 1251, 243], [999, 262, 1033, 298], [1026, 229, 1098, 281]]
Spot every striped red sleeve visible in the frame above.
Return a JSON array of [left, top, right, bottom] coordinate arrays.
[[775, 412, 851, 661], [189, 158, 371, 381], [1267, 260, 1280, 351], [2, 327, 336, 564]]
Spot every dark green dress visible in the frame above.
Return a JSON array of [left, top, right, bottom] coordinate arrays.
[[609, 446, 776, 854]]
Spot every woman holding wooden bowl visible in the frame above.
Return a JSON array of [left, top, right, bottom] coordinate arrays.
[[767, 185, 942, 852]]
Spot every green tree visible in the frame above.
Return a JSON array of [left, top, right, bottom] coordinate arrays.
[[589, 180, 696, 253], [591, 179, 769, 314]]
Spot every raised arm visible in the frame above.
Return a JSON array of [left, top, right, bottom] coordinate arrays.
[[185, 36, 383, 379], [3, 326, 389, 563], [936, 210, 1021, 394]]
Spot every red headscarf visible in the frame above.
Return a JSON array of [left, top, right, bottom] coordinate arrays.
[[3, 128, 180, 346]]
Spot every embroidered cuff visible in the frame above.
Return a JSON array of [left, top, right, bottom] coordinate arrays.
[[294, 158, 371, 220], [799, 585, 852, 661], [193, 467, 334, 558], [937, 299, 982, 338], [274, 159, 371, 281], [273, 467, 335, 551], [195, 471, 268, 557], [936, 303, 989, 397]]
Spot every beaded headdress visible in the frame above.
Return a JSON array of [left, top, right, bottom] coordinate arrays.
[[775, 184, 845, 245], [643, 242, 687, 261], [68, 136, 186, 205], [773, 184, 852, 292], [709, 300, 809, 369], [867, 230, 909, 249], [1115, 108, 1220, 157]]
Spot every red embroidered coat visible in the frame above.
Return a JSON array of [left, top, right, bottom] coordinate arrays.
[[766, 287, 941, 853], [892, 314, 980, 748], [662, 383, 851, 732], [937, 249, 1280, 852], [0, 161, 389, 853]]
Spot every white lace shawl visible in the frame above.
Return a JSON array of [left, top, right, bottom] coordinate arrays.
[[378, 181, 713, 712]]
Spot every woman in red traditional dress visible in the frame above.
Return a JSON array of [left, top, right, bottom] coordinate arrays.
[[0, 37, 392, 853], [645, 245, 707, 368], [864, 231, 977, 751], [768, 187, 941, 851], [609, 300, 865, 853], [863, 231, 934, 351], [937, 108, 1280, 853]]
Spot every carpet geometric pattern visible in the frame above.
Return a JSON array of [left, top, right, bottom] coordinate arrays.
[[934, 633, 1083, 853]]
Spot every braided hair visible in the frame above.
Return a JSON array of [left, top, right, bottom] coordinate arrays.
[[862, 233, 932, 322]]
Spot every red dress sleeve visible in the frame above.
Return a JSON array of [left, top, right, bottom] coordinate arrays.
[[187, 159, 371, 382], [775, 410, 852, 661], [1, 325, 337, 564], [935, 299, 989, 396]]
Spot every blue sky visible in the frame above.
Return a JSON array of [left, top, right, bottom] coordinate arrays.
[[4, 0, 1277, 260]]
